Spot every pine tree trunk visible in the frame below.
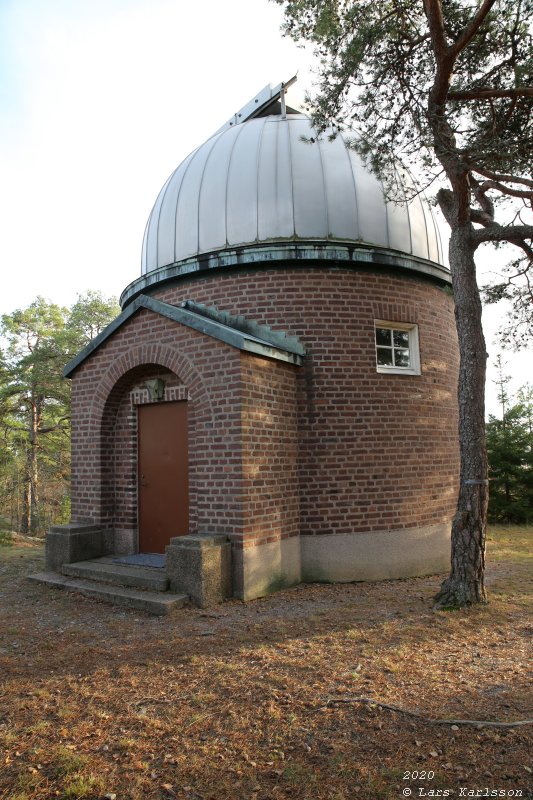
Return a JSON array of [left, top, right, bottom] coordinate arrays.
[[434, 225, 488, 608], [21, 399, 39, 534], [21, 473, 31, 535]]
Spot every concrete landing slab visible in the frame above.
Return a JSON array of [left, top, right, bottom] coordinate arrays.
[[61, 559, 169, 591], [113, 553, 165, 569], [28, 572, 188, 616]]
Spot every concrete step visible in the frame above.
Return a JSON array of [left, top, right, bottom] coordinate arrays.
[[61, 559, 169, 591], [28, 572, 188, 616]]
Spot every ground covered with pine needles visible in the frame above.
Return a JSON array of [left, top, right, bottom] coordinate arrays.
[[0, 526, 531, 800]]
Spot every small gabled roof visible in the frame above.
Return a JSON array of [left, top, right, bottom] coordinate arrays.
[[64, 294, 305, 377]]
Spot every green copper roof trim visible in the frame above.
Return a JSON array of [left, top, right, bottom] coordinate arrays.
[[63, 294, 305, 378], [181, 300, 305, 355], [121, 241, 452, 308]]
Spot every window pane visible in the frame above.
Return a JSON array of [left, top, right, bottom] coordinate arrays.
[[393, 330, 409, 348], [375, 327, 392, 347], [377, 347, 393, 365], [394, 348, 410, 367]]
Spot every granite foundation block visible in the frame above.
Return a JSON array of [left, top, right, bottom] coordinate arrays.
[[46, 523, 104, 571], [166, 533, 232, 608]]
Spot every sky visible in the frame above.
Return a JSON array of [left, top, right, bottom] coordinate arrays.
[[0, 0, 530, 415]]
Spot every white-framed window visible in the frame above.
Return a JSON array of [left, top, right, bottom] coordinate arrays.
[[374, 320, 421, 375]]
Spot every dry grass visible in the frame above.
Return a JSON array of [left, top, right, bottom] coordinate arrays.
[[0, 526, 531, 800]]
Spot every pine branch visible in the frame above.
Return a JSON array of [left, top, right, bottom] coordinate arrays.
[[422, 0, 449, 64], [470, 177, 495, 222], [319, 696, 533, 729], [470, 167, 533, 190], [471, 223, 533, 248], [450, 0, 498, 59], [38, 417, 70, 435], [469, 208, 494, 228], [0, 422, 28, 434], [448, 87, 533, 101], [478, 180, 533, 201]]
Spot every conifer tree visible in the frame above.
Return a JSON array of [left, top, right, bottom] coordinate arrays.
[[274, 0, 533, 605], [0, 292, 119, 533]]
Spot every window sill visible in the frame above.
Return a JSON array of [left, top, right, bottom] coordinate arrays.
[[376, 366, 421, 376]]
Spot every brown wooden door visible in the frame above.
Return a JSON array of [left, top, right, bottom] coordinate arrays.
[[138, 401, 189, 554]]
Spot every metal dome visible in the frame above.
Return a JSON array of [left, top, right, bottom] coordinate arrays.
[[141, 113, 444, 276]]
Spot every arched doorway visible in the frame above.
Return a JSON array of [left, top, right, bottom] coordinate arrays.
[[97, 362, 192, 555]]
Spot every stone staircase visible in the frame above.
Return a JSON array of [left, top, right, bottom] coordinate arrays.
[[28, 556, 188, 616]]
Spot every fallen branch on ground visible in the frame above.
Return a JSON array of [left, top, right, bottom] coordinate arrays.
[[318, 696, 533, 728]]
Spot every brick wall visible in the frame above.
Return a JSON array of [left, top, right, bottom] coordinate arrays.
[[69, 264, 459, 552], [154, 266, 460, 537], [240, 353, 300, 550]]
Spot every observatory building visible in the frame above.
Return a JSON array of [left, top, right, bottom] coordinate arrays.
[[41, 80, 459, 610]]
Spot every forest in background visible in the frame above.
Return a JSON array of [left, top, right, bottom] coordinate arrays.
[[487, 358, 533, 524], [0, 292, 119, 535], [0, 293, 530, 536]]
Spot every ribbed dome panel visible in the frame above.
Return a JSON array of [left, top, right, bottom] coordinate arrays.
[[257, 117, 294, 241], [141, 114, 443, 274], [318, 132, 358, 241]]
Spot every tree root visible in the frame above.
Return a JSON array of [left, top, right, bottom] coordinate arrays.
[[319, 696, 533, 728], [433, 578, 488, 610]]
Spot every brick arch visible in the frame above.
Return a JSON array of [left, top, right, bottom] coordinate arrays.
[[89, 341, 214, 426], [89, 341, 214, 532]]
